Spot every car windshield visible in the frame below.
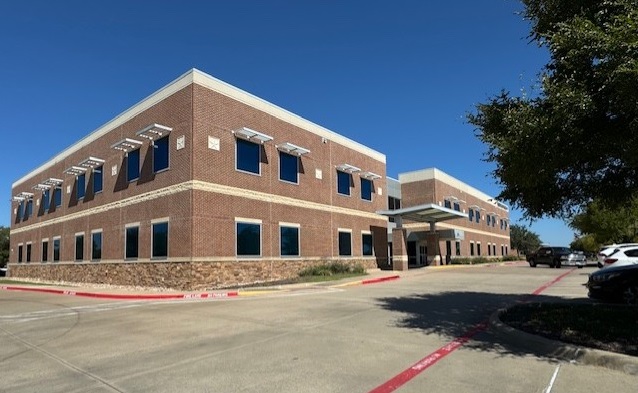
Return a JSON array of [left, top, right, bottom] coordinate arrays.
[[552, 247, 572, 253]]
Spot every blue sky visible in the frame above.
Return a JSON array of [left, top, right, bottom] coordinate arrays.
[[0, 0, 575, 245]]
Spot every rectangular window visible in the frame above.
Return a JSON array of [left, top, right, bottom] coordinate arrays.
[[237, 221, 261, 256], [444, 199, 451, 209], [236, 138, 260, 174], [42, 240, 49, 262], [453, 202, 460, 211], [280, 225, 300, 257], [279, 151, 298, 183], [93, 166, 103, 194], [477, 243, 482, 256], [17, 201, 24, 220], [26, 243, 32, 263], [54, 187, 62, 208], [25, 200, 33, 218], [492, 218, 496, 227], [493, 244, 497, 255], [362, 233, 373, 256], [125, 225, 139, 259], [361, 178, 373, 201], [18, 244, 23, 262], [92, 231, 102, 261], [475, 212, 480, 223], [338, 230, 352, 256], [488, 243, 492, 256], [455, 241, 461, 256], [152, 221, 169, 258], [501, 245, 505, 256], [468, 209, 474, 221], [53, 238, 60, 262], [77, 174, 86, 200], [153, 136, 169, 173], [75, 234, 84, 261], [487, 215, 491, 226], [505, 246, 509, 255], [337, 171, 351, 196], [43, 189, 50, 213], [470, 242, 475, 256], [127, 149, 140, 182], [388, 196, 401, 210]]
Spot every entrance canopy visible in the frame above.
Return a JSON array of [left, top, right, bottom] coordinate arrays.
[[377, 203, 467, 224]]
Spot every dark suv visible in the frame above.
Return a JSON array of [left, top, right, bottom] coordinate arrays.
[[526, 246, 586, 268]]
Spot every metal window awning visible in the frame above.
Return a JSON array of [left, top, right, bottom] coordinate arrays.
[[276, 142, 310, 156], [232, 127, 273, 144], [111, 138, 143, 152], [336, 163, 361, 173], [33, 183, 51, 191], [12, 192, 34, 202], [468, 204, 480, 209], [360, 171, 382, 180], [43, 178, 63, 187], [136, 123, 172, 141], [64, 166, 88, 176], [79, 156, 105, 169], [377, 203, 467, 224]]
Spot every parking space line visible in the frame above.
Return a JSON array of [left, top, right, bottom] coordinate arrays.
[[543, 365, 561, 393]]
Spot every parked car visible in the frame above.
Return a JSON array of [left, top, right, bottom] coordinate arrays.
[[0, 267, 6, 277], [586, 264, 638, 304], [600, 246, 638, 269], [597, 243, 638, 268], [527, 246, 586, 268]]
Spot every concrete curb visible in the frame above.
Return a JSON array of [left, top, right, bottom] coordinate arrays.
[[489, 308, 638, 376]]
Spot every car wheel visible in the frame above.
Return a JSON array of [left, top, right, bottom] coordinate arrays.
[[622, 285, 638, 306], [528, 259, 536, 267], [555, 260, 561, 269], [577, 265, 583, 269]]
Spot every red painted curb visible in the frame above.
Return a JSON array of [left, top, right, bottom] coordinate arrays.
[[361, 275, 400, 285], [0, 285, 238, 300]]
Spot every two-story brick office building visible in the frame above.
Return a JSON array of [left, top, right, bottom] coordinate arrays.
[[381, 168, 510, 269], [9, 69, 388, 290]]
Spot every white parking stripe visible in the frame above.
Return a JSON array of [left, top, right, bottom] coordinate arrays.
[[543, 364, 561, 393]]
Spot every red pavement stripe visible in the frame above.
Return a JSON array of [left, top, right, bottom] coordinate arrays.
[[367, 268, 576, 393], [0, 285, 238, 300], [361, 275, 400, 285]]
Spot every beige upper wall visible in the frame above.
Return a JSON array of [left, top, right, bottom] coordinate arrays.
[[13, 68, 385, 188]]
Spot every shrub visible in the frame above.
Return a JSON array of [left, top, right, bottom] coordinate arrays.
[[299, 262, 365, 277], [502, 255, 520, 261]]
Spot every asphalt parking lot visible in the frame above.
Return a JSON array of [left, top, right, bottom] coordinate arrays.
[[1, 264, 636, 393]]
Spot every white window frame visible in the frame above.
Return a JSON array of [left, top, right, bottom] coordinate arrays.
[[279, 222, 301, 257], [235, 217, 262, 257], [151, 217, 170, 259]]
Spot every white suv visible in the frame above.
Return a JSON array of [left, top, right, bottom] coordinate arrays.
[[597, 243, 638, 268], [601, 246, 638, 269]]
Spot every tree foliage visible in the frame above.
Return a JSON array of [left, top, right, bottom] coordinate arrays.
[[0, 226, 9, 267], [510, 224, 542, 255], [569, 198, 638, 244], [570, 233, 599, 253], [468, 0, 638, 218]]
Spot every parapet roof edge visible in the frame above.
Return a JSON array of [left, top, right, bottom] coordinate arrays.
[[14, 68, 385, 188], [398, 167, 509, 211]]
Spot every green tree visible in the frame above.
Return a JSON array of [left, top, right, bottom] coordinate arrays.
[[468, 0, 638, 218], [510, 224, 542, 256], [569, 198, 638, 244], [570, 234, 599, 253], [0, 226, 9, 268]]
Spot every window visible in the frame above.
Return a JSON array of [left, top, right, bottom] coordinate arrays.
[[505, 246, 509, 255], [43, 189, 50, 213], [500, 219, 504, 230], [475, 212, 480, 223], [338, 230, 352, 256], [362, 233, 373, 256], [18, 244, 23, 262], [152, 221, 169, 258], [453, 202, 460, 211], [275, 151, 297, 183], [127, 149, 140, 182], [468, 209, 474, 222], [153, 136, 169, 173], [77, 174, 86, 200], [236, 138, 260, 174], [17, 201, 24, 220], [361, 178, 373, 201], [26, 243, 32, 263], [492, 217, 496, 227], [54, 187, 62, 208], [25, 200, 33, 218], [493, 244, 497, 255], [337, 171, 351, 196], [501, 245, 505, 256], [53, 238, 60, 262], [92, 231, 102, 261], [125, 225, 139, 259], [388, 196, 401, 210], [93, 166, 103, 194], [488, 243, 492, 256], [470, 242, 474, 256], [477, 243, 482, 256], [487, 215, 491, 226], [75, 234, 84, 261], [42, 240, 48, 262], [455, 241, 461, 256], [236, 221, 261, 256], [444, 199, 451, 209], [280, 225, 300, 256]]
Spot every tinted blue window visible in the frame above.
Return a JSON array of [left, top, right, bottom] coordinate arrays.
[[236, 138, 260, 174], [362, 233, 373, 256], [453, 202, 460, 211], [468, 209, 474, 221], [75, 234, 84, 261], [444, 200, 451, 208], [53, 238, 60, 261], [338, 231, 352, 256], [126, 226, 139, 259], [237, 222, 260, 256], [337, 171, 350, 195], [94, 166, 103, 193], [127, 149, 140, 182], [361, 178, 373, 201], [54, 187, 62, 208], [280, 226, 299, 256], [152, 222, 169, 258], [475, 212, 480, 223], [92, 232, 102, 260], [77, 174, 86, 199], [153, 136, 169, 173], [25, 200, 33, 217], [43, 190, 50, 212], [279, 151, 298, 183]]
